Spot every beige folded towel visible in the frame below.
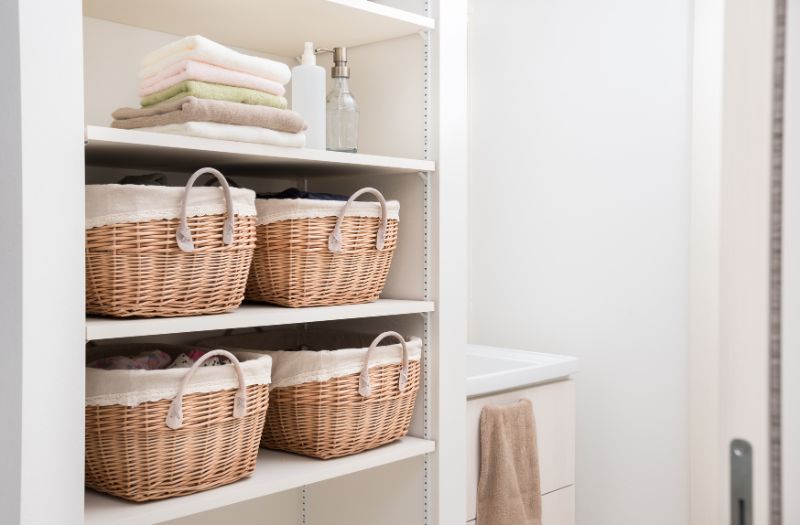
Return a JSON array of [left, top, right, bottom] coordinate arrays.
[[477, 399, 542, 525], [111, 96, 307, 134]]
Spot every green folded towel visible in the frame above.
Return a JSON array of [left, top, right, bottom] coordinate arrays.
[[140, 80, 288, 109]]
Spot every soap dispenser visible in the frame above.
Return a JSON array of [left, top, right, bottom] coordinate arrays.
[[326, 47, 359, 153], [292, 42, 326, 149]]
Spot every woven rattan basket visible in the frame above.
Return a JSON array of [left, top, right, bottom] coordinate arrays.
[[85, 167, 256, 318], [245, 187, 399, 307], [85, 344, 271, 502], [199, 330, 421, 459]]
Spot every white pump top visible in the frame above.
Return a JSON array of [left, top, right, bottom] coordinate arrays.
[[301, 41, 316, 66]]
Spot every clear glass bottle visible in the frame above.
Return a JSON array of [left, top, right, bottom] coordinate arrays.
[[326, 47, 358, 153]]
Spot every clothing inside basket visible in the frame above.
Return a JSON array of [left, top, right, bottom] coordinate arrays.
[[88, 347, 231, 370], [85, 343, 272, 407], [197, 329, 422, 389], [256, 187, 347, 201], [200, 329, 416, 352], [117, 174, 348, 202]]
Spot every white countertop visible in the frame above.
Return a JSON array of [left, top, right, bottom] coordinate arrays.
[[466, 344, 579, 398]]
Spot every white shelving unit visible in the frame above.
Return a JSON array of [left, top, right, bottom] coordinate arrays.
[[86, 300, 435, 340], [85, 126, 435, 176], [82, 0, 435, 56], [78, 0, 454, 523], [85, 437, 436, 525], [0, 0, 467, 524]]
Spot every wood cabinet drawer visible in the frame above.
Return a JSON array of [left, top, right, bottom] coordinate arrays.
[[466, 379, 576, 521]]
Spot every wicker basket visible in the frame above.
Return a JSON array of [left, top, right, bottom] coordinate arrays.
[[85, 167, 257, 318], [199, 330, 421, 459], [246, 187, 399, 307], [85, 344, 271, 502]]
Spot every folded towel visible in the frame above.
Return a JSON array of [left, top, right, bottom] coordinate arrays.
[[140, 60, 286, 97], [112, 97, 306, 133], [477, 399, 542, 525], [141, 80, 288, 109], [140, 35, 291, 85], [137, 121, 306, 148]]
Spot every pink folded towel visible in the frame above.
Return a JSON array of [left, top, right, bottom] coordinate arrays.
[[140, 60, 286, 98], [139, 35, 291, 84]]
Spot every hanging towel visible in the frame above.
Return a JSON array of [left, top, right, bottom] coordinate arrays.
[[139, 35, 291, 85], [140, 80, 288, 109], [112, 96, 306, 133], [477, 399, 542, 525], [140, 60, 286, 97], [136, 121, 306, 148]]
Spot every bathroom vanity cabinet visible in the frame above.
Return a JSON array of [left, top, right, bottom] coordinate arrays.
[[466, 381, 577, 524], [465, 346, 578, 524]]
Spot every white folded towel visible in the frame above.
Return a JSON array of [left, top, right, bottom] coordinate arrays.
[[139, 60, 286, 97], [137, 121, 306, 148], [139, 35, 291, 85]]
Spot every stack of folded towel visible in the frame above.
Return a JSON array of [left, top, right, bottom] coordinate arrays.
[[111, 35, 307, 148]]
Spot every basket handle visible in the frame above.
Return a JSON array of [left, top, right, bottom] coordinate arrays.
[[166, 349, 247, 430], [176, 167, 236, 253], [328, 187, 389, 253], [358, 331, 409, 398]]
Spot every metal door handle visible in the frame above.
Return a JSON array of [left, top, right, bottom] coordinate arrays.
[[731, 439, 752, 525]]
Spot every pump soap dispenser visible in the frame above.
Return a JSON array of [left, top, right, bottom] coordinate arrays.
[[326, 47, 359, 153], [292, 42, 326, 149]]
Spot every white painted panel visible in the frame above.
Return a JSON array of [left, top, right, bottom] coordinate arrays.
[[158, 489, 300, 525], [308, 457, 425, 524], [542, 485, 576, 525], [431, 0, 470, 522], [1, 1, 87, 524], [688, 0, 723, 522], [318, 35, 425, 159], [465, 380, 575, 521], [0, 3, 23, 521], [717, 1, 774, 524], [467, 1, 691, 525]]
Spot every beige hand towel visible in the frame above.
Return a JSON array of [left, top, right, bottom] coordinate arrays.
[[111, 96, 306, 134], [477, 399, 542, 525]]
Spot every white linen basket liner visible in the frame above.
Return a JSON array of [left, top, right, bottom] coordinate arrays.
[[255, 197, 400, 226], [197, 330, 421, 389], [86, 347, 271, 407], [86, 184, 257, 229]]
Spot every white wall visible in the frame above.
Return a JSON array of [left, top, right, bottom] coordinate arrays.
[[467, 1, 691, 524]]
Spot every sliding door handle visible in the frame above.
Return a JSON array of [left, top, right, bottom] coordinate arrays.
[[731, 439, 752, 525]]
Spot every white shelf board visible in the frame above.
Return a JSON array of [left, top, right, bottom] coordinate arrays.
[[85, 126, 435, 176], [84, 437, 435, 525], [83, 0, 434, 57], [86, 299, 435, 341]]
